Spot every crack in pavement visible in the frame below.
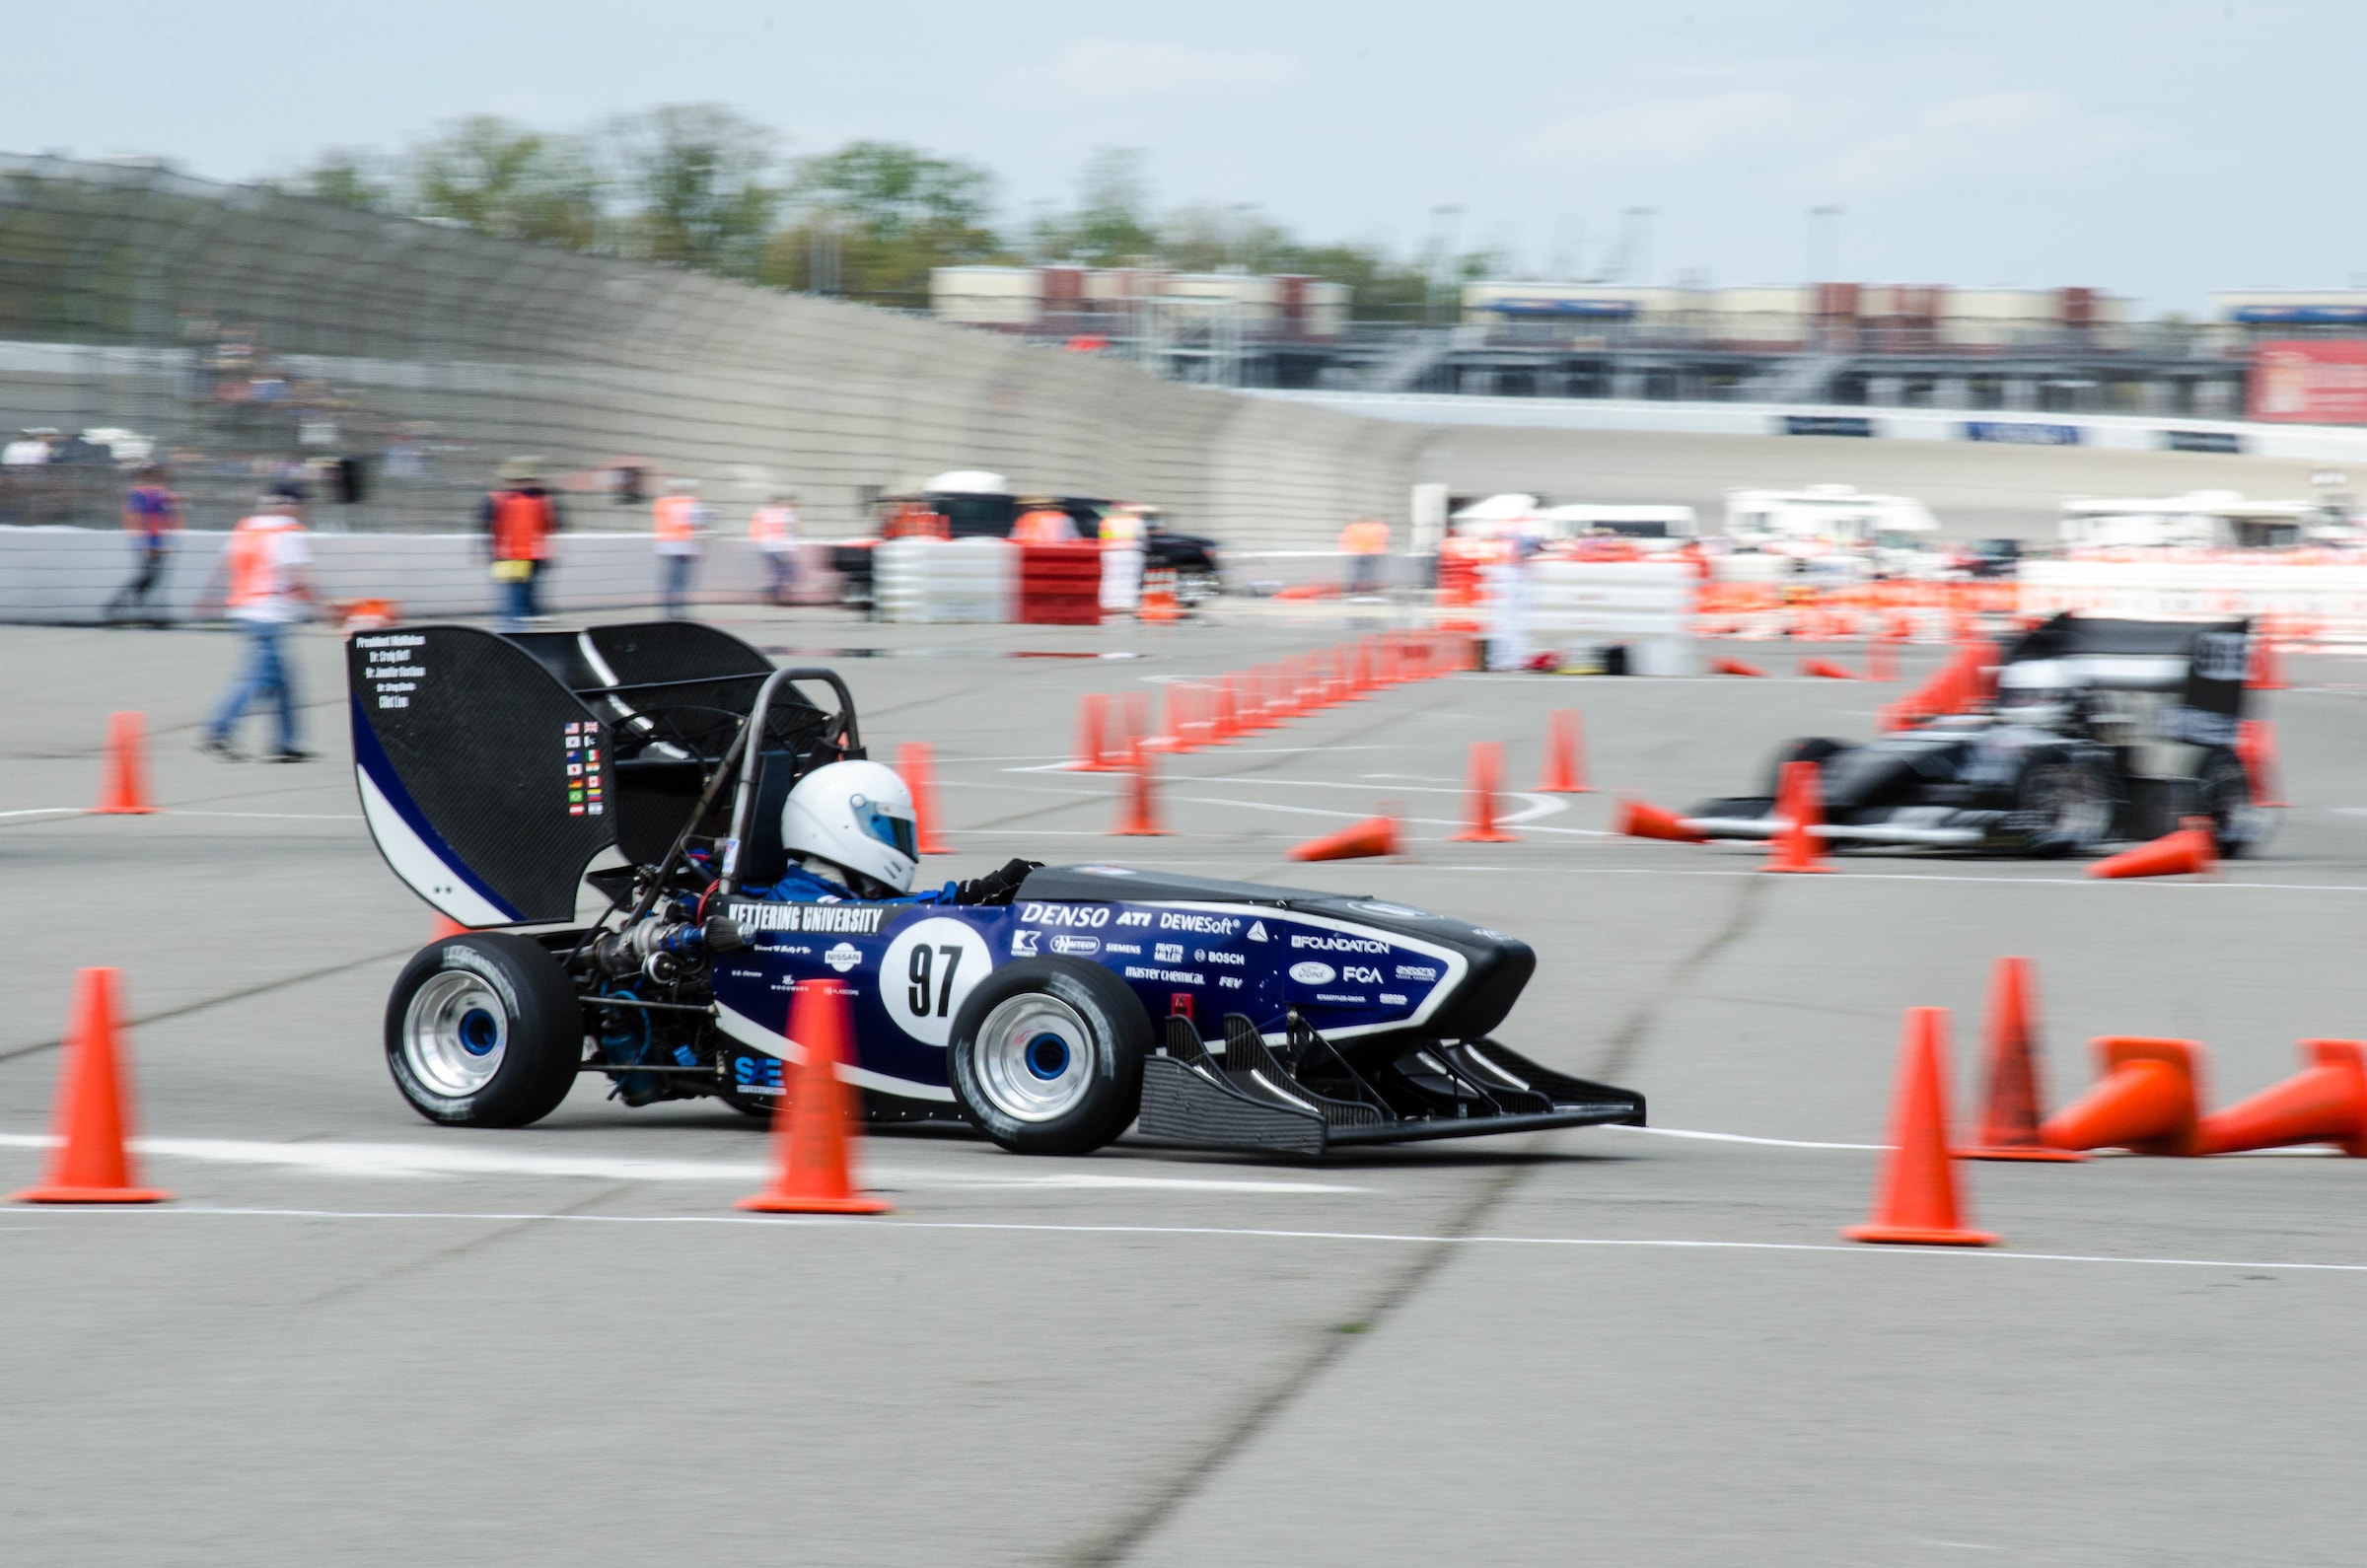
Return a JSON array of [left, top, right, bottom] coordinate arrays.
[[0, 944, 417, 1065], [1590, 874, 1768, 1086], [1058, 1138, 1545, 1568]]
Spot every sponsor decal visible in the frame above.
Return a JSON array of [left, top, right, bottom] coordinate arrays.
[[728, 901, 890, 935], [1248, 921, 1268, 942], [1313, 993, 1369, 1005], [1104, 942, 1142, 956], [1197, 949, 1245, 965], [1154, 943, 1184, 963], [1159, 912, 1240, 935], [1010, 929, 1040, 957], [1779, 414, 1875, 438], [355, 633, 426, 649], [1963, 420, 2081, 446], [1123, 965, 1204, 984], [1396, 964, 1439, 981], [1289, 961, 1336, 985], [2163, 429, 2242, 455], [1048, 934, 1101, 957], [1217, 974, 1243, 989], [1291, 934, 1388, 954], [1019, 902, 1110, 928], [824, 942, 862, 972], [733, 1055, 785, 1094], [1380, 992, 1408, 1006], [1115, 910, 1152, 927]]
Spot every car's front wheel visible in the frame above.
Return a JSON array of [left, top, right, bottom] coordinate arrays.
[[385, 933, 581, 1127], [2011, 751, 2116, 858], [947, 959, 1148, 1155], [2197, 745, 2273, 858]]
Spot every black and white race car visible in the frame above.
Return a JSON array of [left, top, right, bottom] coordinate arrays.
[[1682, 614, 2273, 858]]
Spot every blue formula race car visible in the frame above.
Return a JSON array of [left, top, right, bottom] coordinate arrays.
[[348, 621, 1643, 1156]]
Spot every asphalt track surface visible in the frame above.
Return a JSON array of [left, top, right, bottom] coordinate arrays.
[[5, 604, 2366, 1566], [1429, 424, 2341, 542]]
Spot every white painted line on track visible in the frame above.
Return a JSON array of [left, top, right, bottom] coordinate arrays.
[[29, 1206, 2367, 1276], [1608, 1125, 1882, 1151], [0, 808, 80, 819], [0, 1133, 1361, 1194]]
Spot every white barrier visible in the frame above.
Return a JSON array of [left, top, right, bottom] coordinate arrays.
[[1518, 559, 1698, 675], [0, 526, 820, 624], [2020, 560, 2367, 642], [875, 536, 1016, 623]]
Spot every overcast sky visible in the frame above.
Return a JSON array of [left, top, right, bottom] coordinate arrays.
[[5, 1, 2358, 312]]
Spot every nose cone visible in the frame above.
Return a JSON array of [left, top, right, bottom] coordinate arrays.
[[1294, 896, 1536, 1041]]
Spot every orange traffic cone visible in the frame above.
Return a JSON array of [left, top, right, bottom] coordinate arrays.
[[430, 913, 471, 939], [1448, 743, 1516, 843], [13, 968, 170, 1204], [737, 979, 891, 1214], [2198, 1039, 2367, 1157], [1074, 694, 1114, 771], [1762, 759, 1830, 874], [897, 742, 952, 855], [1538, 709, 1591, 793], [1288, 815, 1400, 862], [1844, 1008, 1995, 1246], [1800, 657, 1857, 680], [1213, 676, 1242, 743], [1617, 799, 1704, 843], [2086, 820, 2214, 880], [2236, 719, 2289, 808], [1711, 656, 1765, 677], [1112, 740, 1167, 836], [2041, 1037, 2205, 1156], [1964, 957, 2084, 1161], [93, 711, 157, 815], [2249, 633, 2286, 691]]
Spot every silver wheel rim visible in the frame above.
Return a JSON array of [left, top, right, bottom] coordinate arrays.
[[2024, 765, 2111, 847], [402, 969, 509, 1099], [973, 994, 1095, 1123]]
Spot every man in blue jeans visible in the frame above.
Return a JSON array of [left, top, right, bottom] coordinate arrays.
[[201, 485, 317, 762]]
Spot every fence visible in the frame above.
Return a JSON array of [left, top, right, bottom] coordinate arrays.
[[0, 157, 1429, 546]]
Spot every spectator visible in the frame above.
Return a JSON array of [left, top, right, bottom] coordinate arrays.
[[653, 478, 709, 618], [105, 464, 183, 626], [200, 485, 316, 762], [750, 491, 801, 606], [483, 458, 563, 629], [1339, 516, 1391, 598]]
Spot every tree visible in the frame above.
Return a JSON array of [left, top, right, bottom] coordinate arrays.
[[607, 105, 780, 280], [408, 116, 602, 249], [766, 141, 1006, 304], [1033, 147, 1158, 266], [288, 150, 395, 213]]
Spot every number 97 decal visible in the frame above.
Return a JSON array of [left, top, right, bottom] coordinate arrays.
[[879, 917, 995, 1045]]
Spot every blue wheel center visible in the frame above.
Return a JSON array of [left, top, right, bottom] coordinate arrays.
[[1024, 1033, 1071, 1081], [458, 1008, 501, 1056]]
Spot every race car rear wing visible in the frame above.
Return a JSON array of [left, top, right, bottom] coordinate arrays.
[[347, 622, 858, 926]]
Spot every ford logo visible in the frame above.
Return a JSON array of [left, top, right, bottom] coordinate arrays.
[[1289, 962, 1335, 985], [1049, 934, 1101, 956]]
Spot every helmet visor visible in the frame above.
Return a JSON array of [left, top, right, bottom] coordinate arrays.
[[854, 798, 917, 860]]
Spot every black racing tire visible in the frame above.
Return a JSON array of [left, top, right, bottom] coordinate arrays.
[[2197, 745, 2272, 859], [2010, 749, 2116, 858], [1764, 737, 1849, 796], [385, 934, 582, 1128], [947, 958, 1149, 1155]]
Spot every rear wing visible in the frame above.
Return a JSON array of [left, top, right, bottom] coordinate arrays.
[[348, 622, 858, 925], [2000, 612, 2250, 743]]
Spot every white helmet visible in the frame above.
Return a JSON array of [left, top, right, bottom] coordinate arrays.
[[778, 759, 918, 894]]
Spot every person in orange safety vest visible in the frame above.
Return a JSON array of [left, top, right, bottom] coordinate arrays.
[[1339, 517, 1391, 597], [653, 478, 710, 618], [749, 492, 801, 606], [482, 457, 564, 628], [1010, 500, 1080, 544], [201, 483, 316, 762]]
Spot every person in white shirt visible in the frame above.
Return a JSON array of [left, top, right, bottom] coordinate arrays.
[[749, 491, 801, 606], [201, 485, 316, 761]]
